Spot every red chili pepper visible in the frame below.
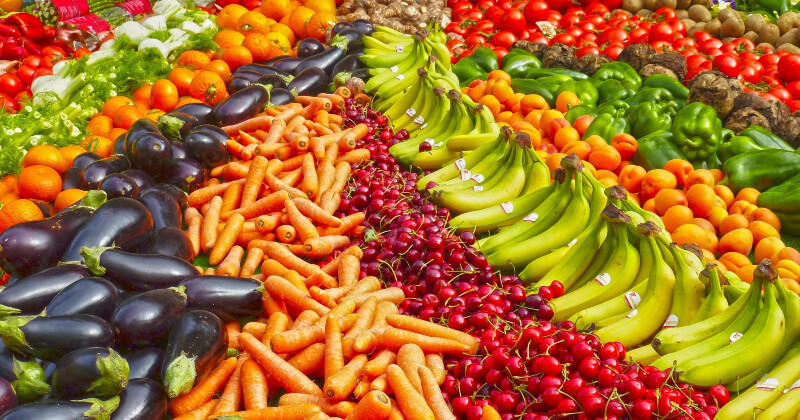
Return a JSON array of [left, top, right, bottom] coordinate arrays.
[[20, 37, 42, 56], [5, 13, 46, 43], [0, 23, 21, 37]]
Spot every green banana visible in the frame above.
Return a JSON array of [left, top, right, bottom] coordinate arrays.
[[756, 374, 800, 420], [658, 241, 706, 329], [626, 345, 660, 366], [416, 129, 502, 188], [689, 265, 730, 324]]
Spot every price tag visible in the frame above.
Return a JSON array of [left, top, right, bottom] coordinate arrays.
[[524, 213, 539, 223], [536, 21, 557, 38], [455, 159, 467, 171], [471, 174, 484, 183], [395, 74, 405, 80], [662, 314, 679, 328], [459, 170, 472, 181], [500, 202, 514, 214], [396, 46, 404, 53], [785, 380, 800, 392], [756, 378, 779, 391], [594, 273, 611, 286], [729, 332, 743, 343], [414, 116, 425, 125], [406, 108, 416, 118], [626, 309, 638, 318], [473, 186, 484, 191], [390, 65, 399, 73], [625, 292, 641, 308], [567, 238, 577, 246]]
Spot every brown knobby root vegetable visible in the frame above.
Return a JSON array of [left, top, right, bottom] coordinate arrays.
[[717, 8, 739, 24], [724, 108, 771, 134], [705, 18, 722, 37], [511, 41, 548, 59], [745, 13, 767, 33], [617, 43, 656, 71], [622, 0, 643, 13], [646, 51, 687, 81], [541, 43, 576, 69], [639, 64, 679, 81], [720, 18, 745, 39], [654, 0, 676, 9], [775, 12, 800, 35], [759, 23, 781, 44], [338, 0, 446, 34], [687, 70, 743, 119], [574, 54, 610, 76]]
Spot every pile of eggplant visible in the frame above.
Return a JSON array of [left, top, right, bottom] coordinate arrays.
[[226, 20, 373, 102]]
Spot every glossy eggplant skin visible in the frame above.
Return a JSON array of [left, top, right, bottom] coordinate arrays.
[[120, 170, 154, 191], [172, 103, 215, 125], [288, 67, 330, 97], [213, 85, 270, 127], [0, 378, 15, 416], [52, 347, 128, 399], [333, 53, 367, 76], [133, 227, 193, 262], [0, 206, 94, 278], [236, 64, 286, 76], [73, 153, 101, 170], [269, 88, 295, 107], [129, 132, 172, 174], [0, 342, 15, 382], [62, 198, 153, 262], [181, 276, 263, 322], [124, 348, 164, 381], [159, 159, 206, 192], [124, 119, 160, 153], [158, 112, 199, 141], [140, 184, 187, 212], [93, 249, 197, 291], [170, 142, 188, 160], [274, 57, 303, 74], [111, 378, 167, 420], [111, 288, 187, 347], [161, 310, 226, 398], [81, 155, 131, 190], [61, 168, 83, 190], [351, 19, 374, 35], [4, 315, 114, 361], [295, 46, 346, 76], [138, 190, 181, 230], [0, 400, 101, 420], [331, 22, 353, 35], [0, 265, 91, 314], [255, 74, 288, 89], [297, 38, 325, 58], [183, 126, 229, 169], [98, 173, 141, 200], [227, 76, 253, 94], [44, 277, 118, 320], [337, 28, 364, 50]]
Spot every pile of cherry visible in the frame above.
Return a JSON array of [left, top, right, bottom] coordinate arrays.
[[330, 98, 730, 419]]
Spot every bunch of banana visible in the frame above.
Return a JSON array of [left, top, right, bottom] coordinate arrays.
[[413, 127, 550, 214]]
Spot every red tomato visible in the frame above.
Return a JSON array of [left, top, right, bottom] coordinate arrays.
[[602, 43, 624, 60], [777, 54, 800, 82], [577, 45, 601, 57], [668, 18, 686, 36], [32, 67, 53, 79], [453, 3, 474, 19], [653, 7, 676, 20], [524, 1, 551, 24], [41, 46, 66, 60], [547, 0, 576, 12], [471, 20, 495, 34], [770, 87, 792, 102], [601, 0, 622, 11], [528, 34, 549, 44], [649, 22, 675, 43], [15, 65, 36, 86], [465, 33, 488, 47], [0, 74, 23, 96], [476, 0, 494, 11], [787, 81, 800, 99], [498, 8, 527, 35], [713, 53, 740, 78], [486, 5, 505, 21], [551, 33, 575, 45], [0, 94, 17, 113], [787, 100, 800, 112], [446, 22, 467, 37], [651, 41, 673, 51], [21, 55, 42, 68], [601, 28, 629, 45], [700, 38, 723, 52], [760, 53, 781, 67], [493, 47, 509, 62], [739, 65, 762, 84], [492, 31, 517, 49], [14, 91, 29, 104], [629, 27, 648, 44]]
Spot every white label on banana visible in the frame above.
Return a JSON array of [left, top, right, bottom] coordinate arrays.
[[567, 238, 577, 246], [524, 213, 539, 223], [455, 159, 467, 171], [729, 332, 743, 343], [626, 309, 638, 318], [396, 46, 404, 53], [662, 314, 679, 328], [406, 108, 416, 118], [594, 273, 611, 286], [471, 174, 484, 183], [473, 186, 484, 191], [389, 65, 399, 73], [425, 138, 443, 148], [414, 116, 424, 125], [395, 74, 405, 80], [420, 123, 428, 129], [785, 380, 800, 392], [500, 202, 514, 214], [460, 170, 471, 181], [756, 378, 779, 391], [625, 292, 641, 308]]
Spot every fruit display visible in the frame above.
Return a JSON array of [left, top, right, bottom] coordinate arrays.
[[4, 0, 800, 417]]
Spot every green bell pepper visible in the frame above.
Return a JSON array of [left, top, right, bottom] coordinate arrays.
[[557, 80, 598, 107], [453, 59, 487, 87], [510, 79, 558, 107], [596, 100, 629, 118], [739, 126, 793, 151], [671, 102, 723, 164], [626, 88, 676, 107], [722, 149, 800, 191], [512, 68, 588, 80], [501, 49, 542, 79], [642, 74, 689, 100], [718, 135, 765, 162], [466, 47, 499, 73], [564, 105, 596, 124], [741, 0, 790, 16], [583, 113, 629, 142], [758, 173, 800, 235], [590, 62, 642, 90], [597, 79, 636, 104], [633, 131, 687, 171], [626, 102, 674, 138]]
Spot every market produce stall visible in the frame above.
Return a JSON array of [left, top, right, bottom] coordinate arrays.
[[1, 0, 800, 418]]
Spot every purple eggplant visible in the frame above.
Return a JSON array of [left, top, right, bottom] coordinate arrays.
[[0, 265, 91, 314], [172, 103, 215, 125], [331, 21, 353, 35], [82, 247, 196, 291], [52, 347, 129, 399], [129, 132, 173, 175], [0, 315, 113, 361], [295, 38, 348, 76], [140, 184, 187, 212], [29, 201, 53, 219], [183, 125, 229, 169], [124, 348, 163, 381], [288, 67, 330, 97], [333, 53, 367, 77], [265, 55, 290, 64], [0, 398, 118, 420], [111, 378, 167, 420], [236, 64, 286, 76], [44, 277, 119, 319], [274, 56, 303, 74], [98, 173, 141, 200], [159, 159, 206, 192], [0, 206, 95, 278], [170, 141, 188, 160], [227, 76, 253, 94], [119, 170, 154, 191], [111, 288, 187, 348], [62, 198, 153, 262], [297, 38, 325, 58], [181, 276, 264, 322], [81, 155, 130, 190], [213, 85, 270, 127], [138, 190, 181, 230], [114, 133, 127, 156], [351, 19, 374, 35], [256, 74, 289, 89], [73, 153, 101, 170], [269, 88, 295, 106], [337, 28, 364, 51], [0, 342, 14, 383], [61, 168, 83, 190], [133, 227, 193, 262], [157, 113, 197, 143], [161, 310, 225, 398], [230, 70, 264, 82], [123, 119, 159, 153], [0, 378, 16, 416]]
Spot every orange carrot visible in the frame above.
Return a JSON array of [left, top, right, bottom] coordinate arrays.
[[226, 190, 289, 220], [241, 143, 259, 160], [241, 156, 269, 208], [279, 168, 303, 187], [334, 87, 351, 98], [290, 134, 310, 152], [354, 378, 371, 399], [262, 291, 289, 316], [214, 404, 321, 420], [263, 275, 330, 316], [381, 329, 470, 354], [337, 254, 360, 288], [210, 355, 248, 416], [170, 357, 238, 414], [276, 225, 296, 243], [284, 270, 310, 294], [314, 109, 330, 126], [353, 94, 371, 107], [365, 350, 397, 378], [285, 199, 319, 242], [222, 114, 274, 135], [285, 115, 306, 134], [370, 375, 389, 394], [236, 232, 265, 248], [346, 391, 393, 420], [227, 139, 247, 157], [310, 286, 337, 308], [329, 162, 352, 194], [293, 197, 342, 227], [296, 96, 332, 112], [321, 246, 364, 276], [263, 118, 287, 144], [315, 300, 357, 327], [241, 358, 269, 411], [305, 270, 338, 289], [292, 310, 320, 329], [385, 315, 479, 354], [210, 213, 245, 265], [238, 130, 261, 145], [418, 366, 457, 420], [335, 149, 371, 165], [239, 333, 324, 396], [172, 399, 218, 420], [318, 93, 345, 111], [222, 161, 252, 180], [300, 154, 319, 199], [274, 146, 296, 161], [343, 297, 377, 357], [307, 411, 331, 420], [341, 288, 405, 308], [241, 247, 265, 278], [324, 354, 368, 400], [185, 208, 202, 259], [397, 344, 425, 394], [252, 241, 335, 284], [324, 315, 344, 380], [386, 364, 434, 420], [220, 182, 244, 218], [200, 196, 223, 252], [342, 277, 383, 301], [261, 312, 291, 346], [279, 394, 355, 418], [242, 321, 267, 341], [316, 164, 335, 203], [309, 136, 326, 159], [226, 321, 242, 350], [261, 258, 289, 277], [204, 267, 217, 275], [217, 245, 245, 277], [287, 342, 326, 375], [319, 189, 342, 216], [303, 236, 351, 258], [319, 213, 365, 236], [256, 142, 286, 158], [425, 354, 445, 386], [188, 180, 246, 208], [482, 405, 502, 420], [256, 212, 282, 233], [265, 173, 306, 198]]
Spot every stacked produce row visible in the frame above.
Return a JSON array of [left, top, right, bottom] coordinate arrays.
[[1, 0, 800, 418]]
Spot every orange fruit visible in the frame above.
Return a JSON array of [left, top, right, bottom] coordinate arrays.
[[59, 145, 87, 168], [242, 33, 273, 62], [270, 23, 296, 46], [265, 32, 292, 59], [86, 115, 114, 137], [108, 128, 128, 142], [175, 97, 203, 108], [113, 104, 143, 130], [81, 136, 115, 158], [237, 11, 273, 34], [261, 0, 293, 21], [150, 79, 180, 112], [17, 165, 62, 202], [221, 45, 254, 71], [133, 83, 152, 101], [204, 60, 231, 80], [102, 96, 133, 118], [189, 70, 228, 103], [178, 50, 212, 70], [0, 199, 44, 232], [22, 145, 70, 173], [304, 0, 336, 13], [214, 29, 246, 49], [54, 189, 88, 211], [169, 67, 196, 97], [217, 4, 249, 29], [306, 12, 336, 41], [287, 6, 316, 38], [133, 100, 150, 115]]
